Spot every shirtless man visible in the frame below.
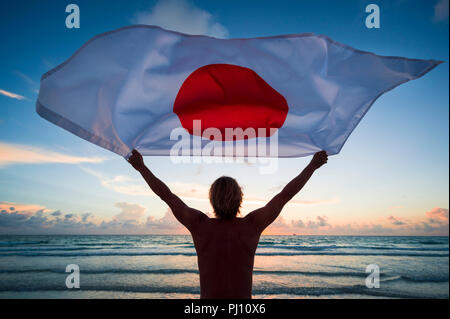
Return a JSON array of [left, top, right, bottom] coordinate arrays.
[[127, 150, 328, 299]]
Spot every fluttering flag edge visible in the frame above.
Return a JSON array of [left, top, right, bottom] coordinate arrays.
[[333, 59, 443, 156], [36, 100, 130, 156]]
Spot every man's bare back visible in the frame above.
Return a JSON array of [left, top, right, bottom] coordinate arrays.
[[127, 150, 328, 299], [188, 214, 261, 298]]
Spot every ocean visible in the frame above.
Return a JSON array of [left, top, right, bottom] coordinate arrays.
[[0, 235, 448, 299]]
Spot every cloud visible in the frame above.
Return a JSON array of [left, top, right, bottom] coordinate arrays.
[[0, 142, 105, 166], [265, 215, 331, 234], [81, 167, 150, 196], [1, 201, 448, 236], [315, 215, 330, 227], [426, 207, 449, 222], [131, 0, 228, 38], [263, 209, 449, 235], [81, 167, 339, 208], [388, 215, 406, 226], [81, 167, 210, 200], [146, 209, 186, 231], [413, 208, 450, 234], [434, 0, 449, 22], [0, 201, 187, 235], [0, 201, 48, 217], [264, 215, 448, 236], [0, 89, 27, 101], [114, 202, 147, 222]]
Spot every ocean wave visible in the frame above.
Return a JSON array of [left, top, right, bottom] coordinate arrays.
[[0, 244, 446, 255], [0, 268, 198, 275], [0, 268, 447, 283], [0, 284, 445, 299], [0, 268, 371, 277], [0, 244, 195, 252], [262, 245, 449, 252], [0, 247, 96, 252], [67, 243, 134, 247], [384, 275, 449, 283], [0, 240, 50, 246], [0, 251, 447, 257], [418, 240, 445, 245]]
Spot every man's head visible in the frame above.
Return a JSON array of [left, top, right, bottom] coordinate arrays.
[[209, 176, 243, 219]]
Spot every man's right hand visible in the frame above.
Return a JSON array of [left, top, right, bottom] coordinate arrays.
[[309, 150, 328, 170], [127, 149, 145, 171]]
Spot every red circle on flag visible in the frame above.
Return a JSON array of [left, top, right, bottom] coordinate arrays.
[[173, 64, 289, 141]]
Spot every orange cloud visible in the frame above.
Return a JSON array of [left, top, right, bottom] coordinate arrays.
[[426, 207, 449, 222], [114, 202, 147, 222], [0, 142, 105, 166], [0, 201, 188, 235], [0, 201, 48, 217], [0, 89, 27, 100], [263, 208, 449, 235], [2, 200, 448, 236]]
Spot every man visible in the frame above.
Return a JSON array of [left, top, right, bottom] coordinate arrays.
[[127, 150, 328, 298]]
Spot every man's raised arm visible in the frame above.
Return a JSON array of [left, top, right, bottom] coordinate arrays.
[[127, 149, 205, 230], [246, 151, 328, 232]]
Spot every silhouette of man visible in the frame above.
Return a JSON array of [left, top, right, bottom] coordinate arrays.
[[127, 150, 328, 299]]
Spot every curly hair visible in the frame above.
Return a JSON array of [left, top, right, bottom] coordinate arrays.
[[209, 176, 243, 219]]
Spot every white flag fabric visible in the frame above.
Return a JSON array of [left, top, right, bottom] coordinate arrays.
[[37, 25, 441, 158]]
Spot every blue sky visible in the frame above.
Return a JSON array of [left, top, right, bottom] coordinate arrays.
[[0, 0, 448, 235]]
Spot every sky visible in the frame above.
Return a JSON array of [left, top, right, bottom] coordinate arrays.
[[0, 0, 448, 235]]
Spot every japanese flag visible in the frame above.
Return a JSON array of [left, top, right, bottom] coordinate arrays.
[[37, 25, 441, 158]]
